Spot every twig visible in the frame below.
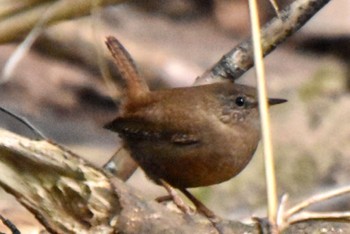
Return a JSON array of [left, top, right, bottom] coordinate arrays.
[[277, 186, 350, 231], [0, 214, 21, 234], [1, 0, 59, 83], [276, 194, 289, 228], [0, 0, 48, 19], [288, 211, 350, 225], [0, 107, 46, 140], [268, 0, 280, 18], [286, 185, 350, 218], [195, 0, 332, 85], [0, 0, 127, 44]]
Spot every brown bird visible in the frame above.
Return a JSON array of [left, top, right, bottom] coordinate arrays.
[[103, 36, 286, 218]]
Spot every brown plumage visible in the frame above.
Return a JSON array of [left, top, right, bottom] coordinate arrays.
[[103, 36, 286, 218]]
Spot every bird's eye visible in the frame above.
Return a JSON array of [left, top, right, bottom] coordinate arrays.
[[235, 96, 245, 107]]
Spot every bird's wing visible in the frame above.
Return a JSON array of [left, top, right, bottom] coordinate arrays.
[[104, 117, 200, 145]]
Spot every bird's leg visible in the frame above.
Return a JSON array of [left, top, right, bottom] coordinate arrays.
[[155, 194, 172, 203], [179, 188, 217, 220], [158, 179, 192, 214]]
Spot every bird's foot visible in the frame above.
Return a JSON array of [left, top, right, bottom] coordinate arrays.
[[158, 180, 193, 215], [179, 188, 221, 223]]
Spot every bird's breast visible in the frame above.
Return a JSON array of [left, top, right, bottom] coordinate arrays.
[[124, 126, 260, 188]]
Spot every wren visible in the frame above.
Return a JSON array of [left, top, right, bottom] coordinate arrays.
[[103, 36, 286, 218]]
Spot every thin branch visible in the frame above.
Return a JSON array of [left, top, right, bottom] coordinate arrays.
[[0, 0, 49, 19], [0, 214, 21, 234], [286, 186, 350, 217], [268, 0, 281, 18], [195, 0, 332, 85], [1, 0, 58, 83], [288, 211, 350, 225], [276, 194, 289, 230], [0, 107, 46, 140], [0, 0, 127, 44], [276, 187, 350, 231]]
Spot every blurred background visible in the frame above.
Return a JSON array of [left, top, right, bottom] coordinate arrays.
[[0, 0, 349, 232]]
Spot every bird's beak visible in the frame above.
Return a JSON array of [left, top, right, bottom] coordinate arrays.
[[268, 98, 287, 106]]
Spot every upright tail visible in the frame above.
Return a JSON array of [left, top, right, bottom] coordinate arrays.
[[105, 36, 149, 100], [104, 36, 146, 180]]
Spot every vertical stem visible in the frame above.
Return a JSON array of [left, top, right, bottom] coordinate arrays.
[[248, 0, 278, 225]]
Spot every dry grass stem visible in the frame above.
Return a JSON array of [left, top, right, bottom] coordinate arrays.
[[248, 0, 278, 225]]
